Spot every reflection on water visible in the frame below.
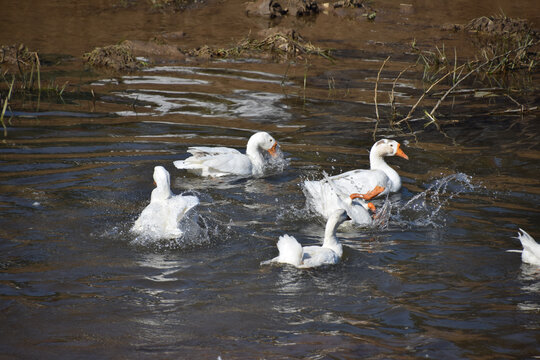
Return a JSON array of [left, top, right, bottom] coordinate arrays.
[[102, 66, 292, 120], [144, 65, 290, 85]]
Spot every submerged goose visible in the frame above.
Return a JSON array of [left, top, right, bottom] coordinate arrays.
[[303, 178, 384, 225], [507, 229, 540, 266], [304, 139, 408, 207], [346, 189, 382, 225], [261, 209, 350, 268], [174, 131, 279, 177], [131, 166, 199, 239]]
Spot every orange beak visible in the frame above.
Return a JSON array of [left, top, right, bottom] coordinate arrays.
[[367, 202, 376, 212], [153, 180, 157, 186], [268, 142, 278, 157], [395, 143, 409, 160]]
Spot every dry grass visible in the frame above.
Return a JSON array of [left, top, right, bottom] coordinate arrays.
[[188, 31, 333, 61], [83, 44, 147, 72]]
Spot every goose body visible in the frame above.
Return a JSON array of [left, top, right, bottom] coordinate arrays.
[[303, 140, 408, 213], [508, 229, 540, 266], [304, 178, 383, 225], [174, 132, 279, 177], [261, 209, 349, 268], [131, 166, 199, 239]]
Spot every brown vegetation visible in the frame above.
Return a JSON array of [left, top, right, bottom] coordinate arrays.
[[188, 29, 332, 61]]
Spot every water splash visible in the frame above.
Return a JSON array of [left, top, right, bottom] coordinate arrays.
[[396, 173, 478, 228], [130, 210, 214, 251], [262, 146, 290, 177], [371, 199, 392, 229]]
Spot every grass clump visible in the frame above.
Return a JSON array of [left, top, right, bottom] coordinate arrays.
[[188, 30, 333, 61], [83, 44, 147, 72], [371, 14, 539, 141], [1, 44, 42, 91]]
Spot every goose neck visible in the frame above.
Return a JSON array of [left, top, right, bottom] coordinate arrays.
[[323, 215, 343, 256], [246, 142, 265, 174]]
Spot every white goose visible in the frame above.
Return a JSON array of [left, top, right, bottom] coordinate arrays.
[[131, 166, 199, 239], [303, 175, 384, 226], [261, 209, 350, 268], [507, 229, 540, 266], [303, 139, 408, 210], [174, 131, 279, 177], [346, 190, 382, 225]]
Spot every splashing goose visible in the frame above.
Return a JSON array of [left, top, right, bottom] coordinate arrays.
[[174, 131, 279, 177], [131, 166, 199, 239], [304, 139, 408, 206], [507, 229, 540, 266], [303, 172, 384, 226], [261, 209, 350, 268], [346, 190, 382, 225]]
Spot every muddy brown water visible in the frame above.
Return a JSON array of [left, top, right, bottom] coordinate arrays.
[[1, 0, 539, 359]]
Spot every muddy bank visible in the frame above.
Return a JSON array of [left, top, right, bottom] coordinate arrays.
[[1, 0, 539, 142], [81, 0, 380, 71], [83, 28, 332, 71], [444, 14, 539, 38]]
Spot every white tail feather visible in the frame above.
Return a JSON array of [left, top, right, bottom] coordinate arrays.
[[277, 234, 303, 266], [513, 229, 540, 266], [518, 228, 538, 251]]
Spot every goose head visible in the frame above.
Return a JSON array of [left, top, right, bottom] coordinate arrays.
[[371, 139, 408, 160], [247, 131, 279, 158], [151, 166, 173, 202]]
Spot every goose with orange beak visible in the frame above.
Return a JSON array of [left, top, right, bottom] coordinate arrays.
[[304, 139, 408, 219], [174, 131, 279, 177]]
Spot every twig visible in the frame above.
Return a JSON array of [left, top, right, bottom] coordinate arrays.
[[373, 56, 390, 141], [504, 93, 522, 108], [1, 77, 15, 137], [429, 61, 485, 117], [389, 64, 414, 122], [394, 64, 464, 126], [423, 110, 456, 145], [280, 61, 291, 98], [489, 106, 537, 115], [431, 87, 502, 96], [35, 52, 41, 112]]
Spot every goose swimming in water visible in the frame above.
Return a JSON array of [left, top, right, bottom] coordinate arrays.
[[261, 209, 350, 269], [131, 166, 199, 239], [174, 131, 279, 177], [303, 139, 408, 212]]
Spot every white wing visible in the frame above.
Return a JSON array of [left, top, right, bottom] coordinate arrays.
[[301, 246, 340, 268], [175, 151, 252, 177], [303, 179, 372, 225], [131, 195, 199, 239], [186, 146, 241, 158], [327, 169, 390, 196]]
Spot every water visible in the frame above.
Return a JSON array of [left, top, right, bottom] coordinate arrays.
[[1, 0, 540, 358]]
